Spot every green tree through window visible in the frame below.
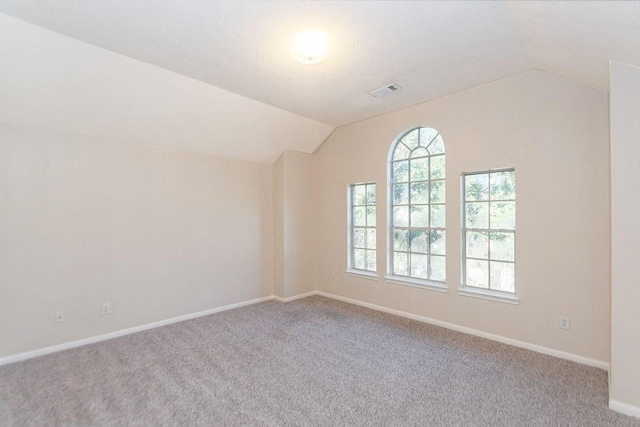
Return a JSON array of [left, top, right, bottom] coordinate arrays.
[[389, 127, 446, 284], [462, 169, 516, 293], [349, 182, 376, 272]]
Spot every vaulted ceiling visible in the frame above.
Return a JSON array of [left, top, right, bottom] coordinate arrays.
[[0, 1, 638, 162]]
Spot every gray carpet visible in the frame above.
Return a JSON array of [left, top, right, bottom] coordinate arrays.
[[0, 296, 637, 426]]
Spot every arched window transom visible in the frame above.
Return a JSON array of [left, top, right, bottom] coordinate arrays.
[[389, 127, 446, 283]]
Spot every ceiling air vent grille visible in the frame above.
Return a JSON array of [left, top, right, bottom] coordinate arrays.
[[369, 83, 402, 98]]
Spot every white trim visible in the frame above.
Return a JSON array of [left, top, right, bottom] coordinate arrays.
[[345, 270, 379, 281], [609, 400, 640, 419], [0, 295, 275, 367], [387, 127, 448, 287], [384, 275, 448, 293], [0, 291, 610, 374], [315, 291, 609, 371], [458, 287, 519, 305], [461, 168, 517, 295], [273, 291, 317, 303], [346, 182, 377, 273]]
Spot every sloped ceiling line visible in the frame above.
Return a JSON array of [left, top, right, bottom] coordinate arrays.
[[0, 1, 638, 163]]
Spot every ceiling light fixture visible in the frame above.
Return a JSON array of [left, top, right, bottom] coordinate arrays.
[[291, 30, 329, 65]]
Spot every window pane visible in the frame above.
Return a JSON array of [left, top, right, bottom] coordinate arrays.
[[490, 171, 515, 200], [490, 261, 515, 292], [427, 134, 445, 154], [366, 206, 376, 227], [410, 229, 429, 254], [353, 185, 366, 205], [354, 206, 366, 226], [393, 183, 409, 205], [393, 229, 409, 251], [349, 181, 376, 273], [394, 252, 408, 276], [465, 202, 488, 229], [410, 205, 429, 227], [419, 127, 439, 147], [366, 228, 376, 249], [366, 250, 377, 272], [393, 161, 409, 182], [490, 232, 514, 262], [410, 158, 429, 181], [353, 228, 365, 248], [410, 253, 428, 278], [430, 155, 445, 179], [411, 147, 428, 158], [410, 182, 428, 204], [430, 205, 445, 228], [366, 183, 376, 204], [462, 170, 515, 293], [389, 128, 446, 284], [393, 143, 411, 161], [466, 259, 489, 288], [429, 255, 446, 281], [430, 180, 445, 203], [490, 201, 515, 230], [466, 231, 488, 259], [430, 230, 446, 255], [402, 129, 420, 150], [354, 249, 366, 270], [465, 174, 489, 201], [393, 206, 409, 227]]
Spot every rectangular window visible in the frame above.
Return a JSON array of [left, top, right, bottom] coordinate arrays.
[[348, 182, 376, 273], [462, 169, 516, 295]]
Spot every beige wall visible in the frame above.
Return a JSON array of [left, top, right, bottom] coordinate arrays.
[[0, 69, 616, 369], [272, 151, 316, 298], [0, 13, 334, 164], [283, 151, 317, 297], [272, 154, 285, 298], [610, 61, 640, 411], [314, 71, 611, 362], [0, 122, 273, 357]]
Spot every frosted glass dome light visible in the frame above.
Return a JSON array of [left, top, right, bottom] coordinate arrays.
[[291, 30, 329, 65]]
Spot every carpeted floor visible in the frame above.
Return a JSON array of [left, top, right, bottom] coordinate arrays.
[[0, 296, 637, 426]]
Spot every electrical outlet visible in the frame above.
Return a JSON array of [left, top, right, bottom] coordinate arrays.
[[101, 302, 111, 315], [332, 275, 337, 282], [560, 316, 570, 330], [54, 311, 64, 323]]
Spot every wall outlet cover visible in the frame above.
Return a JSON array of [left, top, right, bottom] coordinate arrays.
[[54, 311, 64, 323], [101, 303, 111, 315]]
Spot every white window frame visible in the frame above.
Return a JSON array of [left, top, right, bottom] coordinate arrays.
[[385, 127, 447, 292], [460, 168, 518, 304], [346, 182, 378, 278]]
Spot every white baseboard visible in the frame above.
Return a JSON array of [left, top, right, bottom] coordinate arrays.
[[610, 400, 640, 418], [0, 290, 610, 374], [0, 295, 275, 367], [315, 291, 610, 371], [273, 291, 317, 303]]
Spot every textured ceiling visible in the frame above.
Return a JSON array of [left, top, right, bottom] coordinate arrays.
[[1, 1, 638, 128], [511, 1, 640, 91], [0, 14, 334, 164]]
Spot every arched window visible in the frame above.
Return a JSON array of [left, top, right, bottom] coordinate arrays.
[[388, 127, 446, 285]]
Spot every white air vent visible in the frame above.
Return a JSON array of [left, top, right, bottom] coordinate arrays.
[[369, 83, 402, 98]]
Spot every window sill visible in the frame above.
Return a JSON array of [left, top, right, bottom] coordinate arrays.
[[384, 275, 448, 293], [458, 287, 519, 305], [345, 270, 379, 281]]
